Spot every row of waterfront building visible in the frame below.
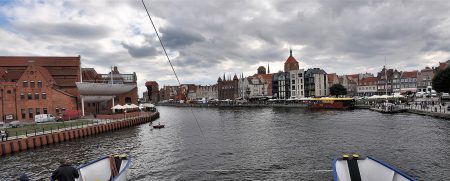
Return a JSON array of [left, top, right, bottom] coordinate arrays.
[[147, 50, 449, 102]]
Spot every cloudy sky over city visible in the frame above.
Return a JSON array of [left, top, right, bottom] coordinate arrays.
[[1, 0, 450, 96]]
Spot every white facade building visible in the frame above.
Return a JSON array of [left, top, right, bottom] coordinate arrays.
[[289, 69, 305, 98]]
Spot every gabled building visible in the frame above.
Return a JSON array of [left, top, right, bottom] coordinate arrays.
[[217, 74, 239, 100], [357, 77, 377, 96], [400, 71, 418, 94], [327, 73, 339, 88], [417, 67, 434, 92], [376, 67, 401, 95], [0, 56, 81, 121]]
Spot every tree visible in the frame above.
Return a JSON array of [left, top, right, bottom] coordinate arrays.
[[432, 66, 450, 93], [329, 84, 347, 97]]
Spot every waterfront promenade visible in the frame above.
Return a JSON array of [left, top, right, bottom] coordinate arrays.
[[0, 111, 159, 156]]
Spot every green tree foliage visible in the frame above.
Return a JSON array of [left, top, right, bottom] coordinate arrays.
[[432, 66, 450, 93], [329, 84, 347, 97]]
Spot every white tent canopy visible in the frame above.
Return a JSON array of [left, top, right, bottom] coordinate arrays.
[[111, 104, 124, 110]]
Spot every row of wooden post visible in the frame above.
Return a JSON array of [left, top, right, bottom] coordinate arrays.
[[0, 112, 159, 156]]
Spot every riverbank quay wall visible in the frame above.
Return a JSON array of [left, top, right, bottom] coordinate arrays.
[[406, 109, 450, 120], [157, 103, 308, 108], [0, 112, 159, 156]]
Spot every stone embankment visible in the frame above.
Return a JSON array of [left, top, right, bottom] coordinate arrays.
[[0, 112, 159, 156]]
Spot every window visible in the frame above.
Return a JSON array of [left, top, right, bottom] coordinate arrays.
[[23, 81, 28, 87], [36, 108, 41, 115], [292, 85, 295, 90], [7, 90, 11, 94], [35, 93, 39, 99], [298, 73, 303, 77], [43, 108, 48, 114], [30, 81, 35, 88], [123, 97, 131, 104], [20, 93, 25, 100], [37, 81, 42, 88], [42, 93, 47, 99], [21, 109, 26, 119], [28, 93, 32, 100], [291, 80, 295, 84], [28, 108, 33, 119]]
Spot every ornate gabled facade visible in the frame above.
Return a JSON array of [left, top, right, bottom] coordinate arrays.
[[217, 74, 239, 100], [0, 62, 79, 121]]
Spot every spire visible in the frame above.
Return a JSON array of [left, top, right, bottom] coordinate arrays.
[[290, 48, 292, 57], [223, 73, 225, 81], [268, 62, 270, 74]]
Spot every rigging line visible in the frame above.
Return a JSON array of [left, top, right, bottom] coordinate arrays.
[[141, 0, 180, 85], [141, 0, 205, 139]]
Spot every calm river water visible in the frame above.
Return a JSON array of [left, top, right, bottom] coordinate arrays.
[[0, 107, 449, 180]]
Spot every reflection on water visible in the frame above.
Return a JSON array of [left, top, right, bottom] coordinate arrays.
[[0, 107, 448, 180]]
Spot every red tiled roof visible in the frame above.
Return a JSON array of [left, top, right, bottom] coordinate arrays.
[[359, 77, 377, 85], [285, 56, 298, 64], [347, 74, 359, 80], [327, 73, 336, 82], [401, 71, 418, 78], [258, 74, 273, 80]]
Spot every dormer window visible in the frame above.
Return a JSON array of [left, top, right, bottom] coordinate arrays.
[[30, 81, 35, 88], [23, 81, 28, 87], [37, 81, 42, 88]]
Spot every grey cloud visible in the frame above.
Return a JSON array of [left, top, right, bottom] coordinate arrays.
[[159, 26, 205, 48], [13, 22, 110, 39], [121, 42, 159, 58]]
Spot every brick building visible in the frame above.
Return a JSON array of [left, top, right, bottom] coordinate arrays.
[[0, 56, 80, 121], [217, 74, 239, 100], [284, 49, 299, 72], [145, 81, 159, 103]]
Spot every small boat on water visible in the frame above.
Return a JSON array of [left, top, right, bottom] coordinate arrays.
[[152, 123, 165, 129], [370, 103, 406, 114], [75, 154, 131, 181], [333, 154, 416, 181]]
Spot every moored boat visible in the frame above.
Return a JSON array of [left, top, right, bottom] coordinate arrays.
[[308, 98, 355, 109], [333, 154, 416, 181], [75, 154, 131, 181]]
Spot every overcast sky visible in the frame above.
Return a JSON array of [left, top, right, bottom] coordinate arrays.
[[1, 0, 450, 97]]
